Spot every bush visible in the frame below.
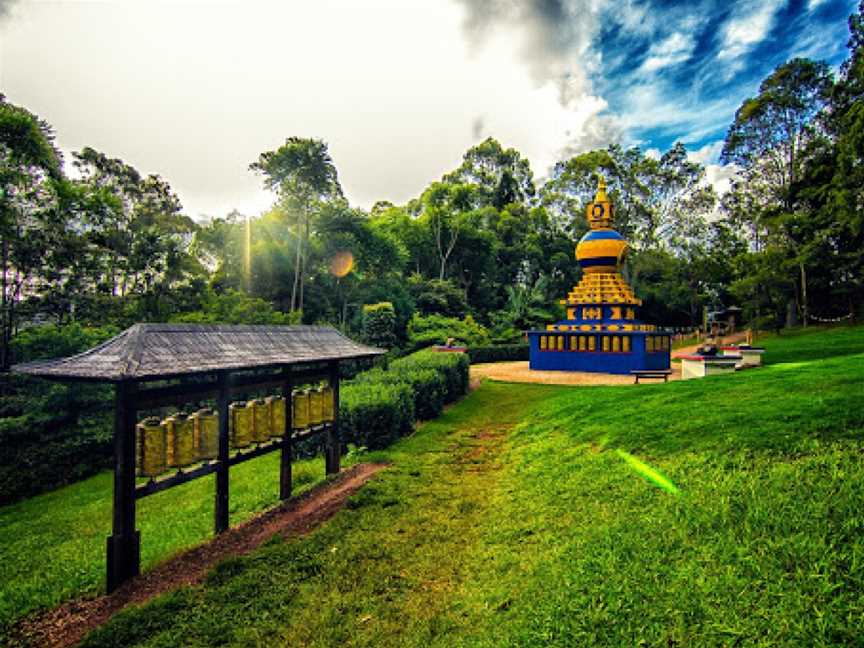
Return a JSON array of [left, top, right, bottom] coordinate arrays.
[[362, 302, 397, 349], [353, 366, 446, 420], [1, 325, 117, 505], [406, 313, 490, 351], [467, 344, 529, 364], [391, 349, 470, 404], [340, 382, 414, 450]]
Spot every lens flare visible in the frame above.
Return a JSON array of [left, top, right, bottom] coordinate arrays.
[[330, 250, 354, 278], [615, 449, 680, 495]]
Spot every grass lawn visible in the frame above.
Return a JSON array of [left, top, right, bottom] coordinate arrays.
[[0, 450, 345, 635], [3, 324, 863, 646]]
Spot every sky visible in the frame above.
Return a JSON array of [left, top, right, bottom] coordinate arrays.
[[0, 0, 857, 220]]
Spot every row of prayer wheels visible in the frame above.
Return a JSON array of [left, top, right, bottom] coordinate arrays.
[[135, 386, 335, 478]]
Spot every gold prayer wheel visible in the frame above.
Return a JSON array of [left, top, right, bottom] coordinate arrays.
[[251, 399, 270, 443], [166, 412, 195, 468], [308, 388, 324, 426], [292, 390, 310, 430], [136, 416, 166, 478], [267, 396, 286, 437], [193, 408, 218, 461], [230, 401, 252, 448], [320, 385, 335, 422]]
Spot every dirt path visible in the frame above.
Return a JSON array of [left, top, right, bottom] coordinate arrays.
[[12, 463, 388, 648], [471, 332, 750, 387]]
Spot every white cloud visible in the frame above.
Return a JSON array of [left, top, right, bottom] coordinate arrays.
[[717, 1, 783, 63], [640, 32, 695, 71], [645, 147, 661, 160], [687, 140, 724, 165]]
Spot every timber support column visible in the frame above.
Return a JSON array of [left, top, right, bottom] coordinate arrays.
[[106, 380, 140, 593], [280, 370, 293, 499], [215, 371, 230, 534], [325, 361, 340, 475]]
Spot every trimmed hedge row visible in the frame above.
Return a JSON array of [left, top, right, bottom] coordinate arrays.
[[467, 344, 529, 364], [339, 349, 469, 451]]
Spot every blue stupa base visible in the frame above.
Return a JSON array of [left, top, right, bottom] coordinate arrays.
[[528, 329, 670, 375]]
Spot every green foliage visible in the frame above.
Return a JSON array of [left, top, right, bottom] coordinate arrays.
[[353, 366, 446, 420], [406, 313, 490, 351], [361, 302, 396, 349], [46, 326, 864, 648], [407, 276, 469, 318], [1, 324, 118, 504], [391, 348, 470, 403], [467, 344, 529, 364], [339, 381, 414, 450], [169, 288, 298, 325]]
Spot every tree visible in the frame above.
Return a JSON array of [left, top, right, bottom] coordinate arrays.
[[722, 58, 833, 326], [0, 96, 64, 369], [443, 137, 536, 209], [250, 138, 342, 314]]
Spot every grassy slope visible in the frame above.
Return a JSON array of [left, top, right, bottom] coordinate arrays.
[[0, 452, 339, 633], [72, 325, 864, 647]]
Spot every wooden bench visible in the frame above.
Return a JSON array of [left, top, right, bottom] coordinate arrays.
[[630, 369, 673, 384]]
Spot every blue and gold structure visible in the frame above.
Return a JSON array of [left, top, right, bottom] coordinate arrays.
[[528, 177, 671, 374]]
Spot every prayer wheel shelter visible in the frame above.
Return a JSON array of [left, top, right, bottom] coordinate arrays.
[[11, 323, 384, 592]]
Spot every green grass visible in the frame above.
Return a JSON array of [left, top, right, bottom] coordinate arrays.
[[0, 451, 341, 634], [4, 325, 864, 646]]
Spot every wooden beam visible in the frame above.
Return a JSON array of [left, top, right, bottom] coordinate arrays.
[[214, 372, 230, 535], [280, 373, 293, 500], [106, 381, 140, 593], [325, 362, 340, 475], [136, 461, 219, 499]]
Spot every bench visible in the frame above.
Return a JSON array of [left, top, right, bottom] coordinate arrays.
[[630, 369, 673, 384]]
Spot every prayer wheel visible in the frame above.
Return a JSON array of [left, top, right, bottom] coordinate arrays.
[[136, 417, 167, 478], [308, 387, 324, 426], [267, 396, 286, 437], [320, 385, 334, 422], [166, 412, 195, 468], [251, 399, 270, 443], [193, 408, 219, 461], [292, 390, 310, 430], [230, 401, 253, 448]]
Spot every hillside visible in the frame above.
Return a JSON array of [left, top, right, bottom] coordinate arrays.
[[2, 325, 862, 645], [43, 325, 860, 646]]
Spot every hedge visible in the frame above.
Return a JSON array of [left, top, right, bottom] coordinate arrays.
[[339, 382, 414, 450], [390, 349, 470, 403], [338, 348, 469, 451], [352, 366, 446, 420], [467, 344, 529, 364]]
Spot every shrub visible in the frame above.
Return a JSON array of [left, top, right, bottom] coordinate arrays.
[[353, 366, 446, 420], [1, 325, 117, 504], [406, 313, 490, 351], [340, 382, 414, 450], [391, 348, 470, 403], [467, 344, 529, 364], [362, 302, 397, 349]]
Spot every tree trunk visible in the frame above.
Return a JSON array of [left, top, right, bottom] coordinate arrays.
[[800, 262, 808, 328], [290, 226, 302, 312]]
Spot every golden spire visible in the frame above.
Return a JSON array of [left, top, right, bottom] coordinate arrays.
[[585, 175, 613, 229], [594, 176, 608, 203]]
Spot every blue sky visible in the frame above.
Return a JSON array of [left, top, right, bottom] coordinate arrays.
[[1, 0, 858, 216], [595, 0, 855, 155]]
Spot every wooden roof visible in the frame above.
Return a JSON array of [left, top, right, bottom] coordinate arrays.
[[12, 323, 384, 383]]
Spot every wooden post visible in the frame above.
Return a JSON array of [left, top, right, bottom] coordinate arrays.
[[106, 380, 140, 593], [325, 361, 340, 475], [280, 369, 293, 499], [215, 371, 230, 534]]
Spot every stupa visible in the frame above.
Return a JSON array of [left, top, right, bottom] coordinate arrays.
[[528, 177, 671, 374]]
